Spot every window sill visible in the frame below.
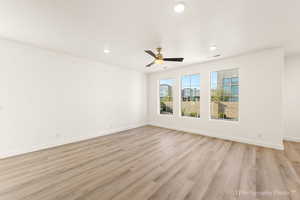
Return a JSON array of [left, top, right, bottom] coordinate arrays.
[[180, 116, 201, 120], [209, 118, 239, 123], [158, 114, 174, 117]]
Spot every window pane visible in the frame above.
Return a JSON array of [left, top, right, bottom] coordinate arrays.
[[181, 76, 189, 89], [223, 78, 231, 87], [181, 74, 200, 118], [210, 69, 239, 121], [231, 85, 239, 96], [159, 79, 174, 115], [231, 77, 239, 85]]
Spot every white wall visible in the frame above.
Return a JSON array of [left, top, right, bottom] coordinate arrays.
[[284, 56, 300, 142], [0, 38, 290, 158], [0, 38, 147, 158], [148, 48, 285, 149]]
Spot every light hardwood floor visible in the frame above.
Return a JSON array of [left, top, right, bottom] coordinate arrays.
[[0, 126, 299, 200]]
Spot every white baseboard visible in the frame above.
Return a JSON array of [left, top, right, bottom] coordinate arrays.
[[149, 122, 284, 150], [284, 136, 300, 142], [0, 122, 147, 159]]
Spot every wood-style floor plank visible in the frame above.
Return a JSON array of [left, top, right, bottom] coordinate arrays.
[[256, 148, 290, 200], [0, 125, 299, 200], [237, 145, 257, 200], [201, 143, 246, 200]]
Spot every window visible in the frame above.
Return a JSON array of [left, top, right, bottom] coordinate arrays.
[[159, 79, 174, 115], [181, 74, 200, 118], [210, 68, 239, 121]]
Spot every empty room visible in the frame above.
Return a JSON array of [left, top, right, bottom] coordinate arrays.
[[0, 0, 300, 199]]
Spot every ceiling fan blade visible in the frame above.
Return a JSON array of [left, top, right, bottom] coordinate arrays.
[[163, 58, 184, 62], [146, 61, 155, 67], [145, 50, 157, 58]]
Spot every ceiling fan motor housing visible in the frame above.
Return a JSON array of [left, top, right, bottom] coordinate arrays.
[[156, 47, 163, 60]]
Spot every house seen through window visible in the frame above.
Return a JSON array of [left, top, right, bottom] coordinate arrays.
[[159, 79, 174, 115], [210, 68, 239, 121], [181, 74, 200, 118]]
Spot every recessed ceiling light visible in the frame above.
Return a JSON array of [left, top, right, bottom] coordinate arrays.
[[210, 45, 217, 51], [104, 49, 110, 54], [174, 2, 185, 13]]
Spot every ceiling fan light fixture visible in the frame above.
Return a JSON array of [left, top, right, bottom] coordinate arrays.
[[174, 2, 185, 13], [155, 59, 164, 64]]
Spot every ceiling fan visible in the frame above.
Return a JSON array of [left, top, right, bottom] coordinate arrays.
[[144, 47, 184, 67]]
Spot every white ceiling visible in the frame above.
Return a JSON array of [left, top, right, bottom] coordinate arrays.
[[0, 0, 299, 72]]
